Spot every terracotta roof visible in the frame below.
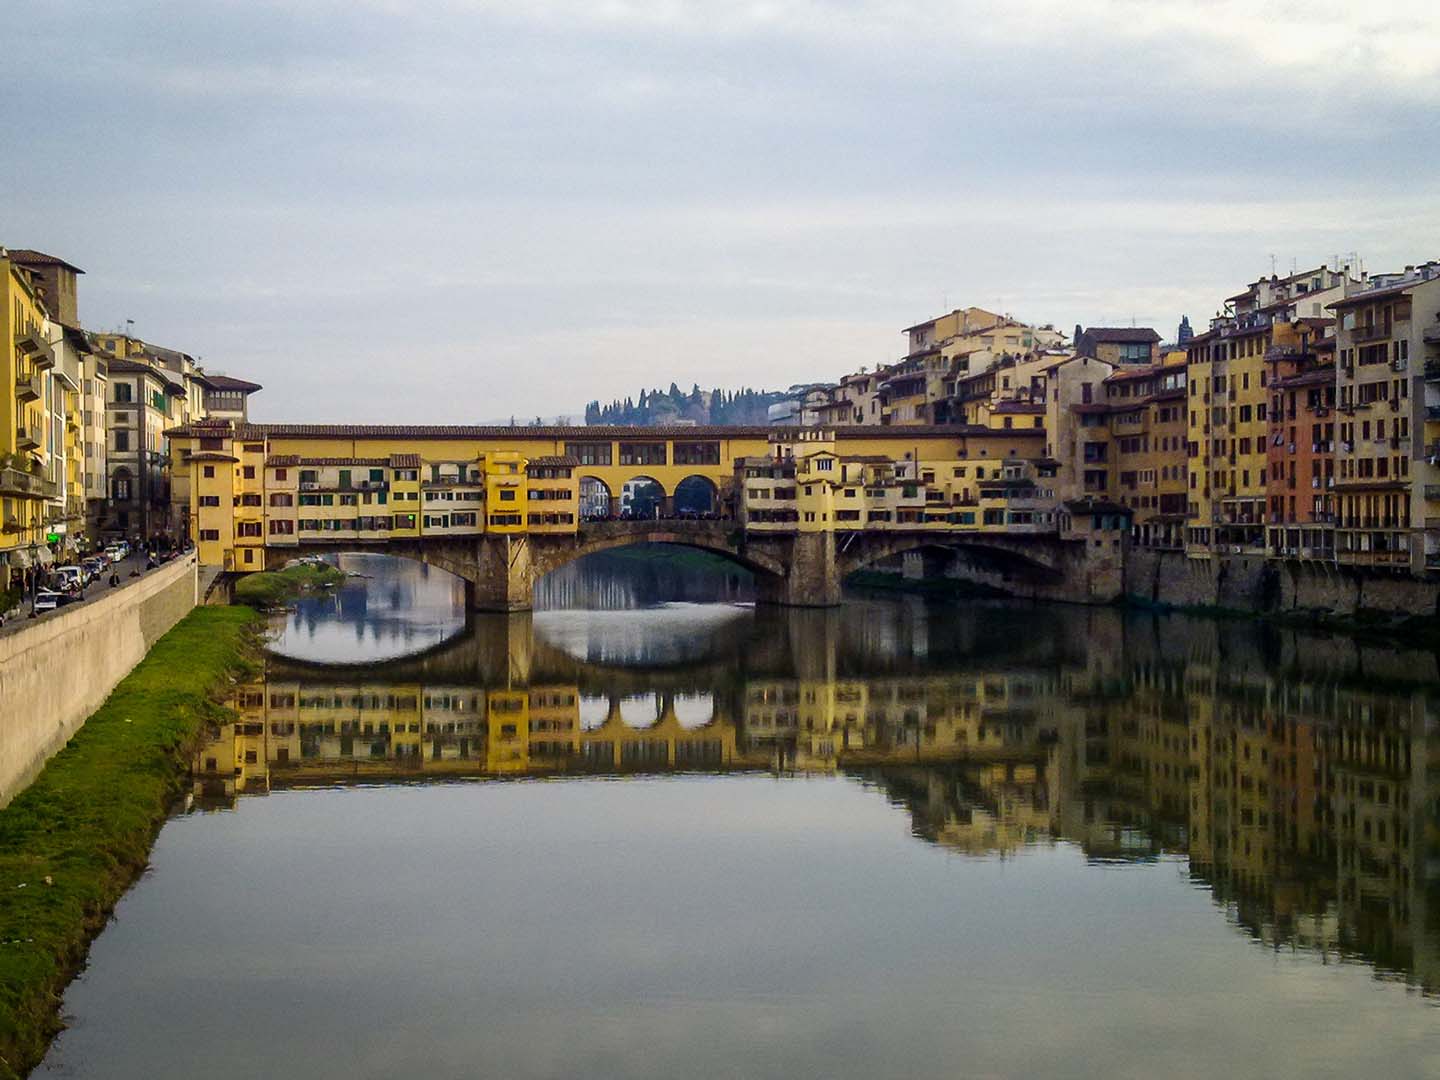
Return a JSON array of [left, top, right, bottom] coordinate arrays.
[[388, 453, 422, 468], [107, 358, 187, 395], [528, 455, 579, 468], [1328, 278, 1435, 310], [188, 451, 238, 462], [204, 373, 263, 392], [989, 401, 1045, 414], [163, 421, 1032, 442], [267, 455, 393, 467], [1064, 498, 1132, 515], [840, 454, 892, 463], [1273, 367, 1335, 390], [1082, 327, 1161, 344], [6, 249, 84, 274]]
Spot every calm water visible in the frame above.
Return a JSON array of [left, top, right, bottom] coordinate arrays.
[[38, 553, 1440, 1079]]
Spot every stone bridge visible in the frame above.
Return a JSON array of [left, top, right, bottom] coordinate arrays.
[[265, 520, 1119, 610]]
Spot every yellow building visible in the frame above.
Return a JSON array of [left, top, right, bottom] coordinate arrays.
[[1, 252, 58, 587], [166, 421, 1026, 571]]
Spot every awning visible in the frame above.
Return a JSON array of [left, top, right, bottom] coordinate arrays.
[[7, 548, 31, 569], [34, 546, 54, 567]]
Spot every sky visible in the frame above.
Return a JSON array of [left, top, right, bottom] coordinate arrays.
[[2, 0, 1437, 423]]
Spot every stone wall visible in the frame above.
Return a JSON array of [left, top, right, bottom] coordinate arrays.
[[1124, 549, 1440, 617], [0, 555, 199, 806]]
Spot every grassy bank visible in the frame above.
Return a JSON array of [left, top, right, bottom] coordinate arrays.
[[0, 606, 261, 1079], [234, 560, 346, 608]]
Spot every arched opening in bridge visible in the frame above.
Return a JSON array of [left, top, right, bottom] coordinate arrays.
[[579, 476, 613, 521], [262, 552, 470, 664], [673, 693, 715, 729], [534, 544, 756, 609], [618, 693, 660, 728], [578, 696, 610, 730], [673, 475, 719, 518], [620, 476, 665, 520]]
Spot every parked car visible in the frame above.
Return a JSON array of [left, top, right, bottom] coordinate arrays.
[[33, 590, 77, 613], [82, 557, 106, 580], [51, 566, 86, 592]]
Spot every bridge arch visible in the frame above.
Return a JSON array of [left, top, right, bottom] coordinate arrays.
[[579, 475, 614, 520], [674, 474, 720, 517], [835, 533, 1064, 590], [619, 475, 666, 520]]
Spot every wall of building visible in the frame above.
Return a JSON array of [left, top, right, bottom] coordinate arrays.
[[0, 555, 199, 806], [1124, 549, 1440, 617]]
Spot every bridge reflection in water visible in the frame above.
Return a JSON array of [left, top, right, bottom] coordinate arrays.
[[191, 600, 1440, 1000]]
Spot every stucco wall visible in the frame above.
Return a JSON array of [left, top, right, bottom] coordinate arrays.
[[0, 555, 198, 806]]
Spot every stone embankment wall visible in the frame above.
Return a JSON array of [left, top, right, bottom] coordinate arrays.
[[0, 555, 199, 806], [1124, 549, 1440, 617]]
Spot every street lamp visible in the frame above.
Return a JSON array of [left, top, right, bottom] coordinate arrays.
[[28, 538, 39, 616]]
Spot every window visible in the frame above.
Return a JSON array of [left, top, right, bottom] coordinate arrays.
[[673, 442, 720, 465], [499, 489, 515, 501], [114, 431, 129, 452], [270, 493, 293, 507], [199, 529, 220, 541], [114, 382, 133, 403], [268, 520, 295, 535], [565, 442, 612, 466], [274, 468, 287, 481], [199, 495, 221, 507], [202, 465, 215, 478], [619, 442, 666, 466], [243, 465, 255, 479]]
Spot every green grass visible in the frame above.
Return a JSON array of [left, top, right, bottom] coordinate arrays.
[[233, 561, 346, 607], [0, 606, 262, 1079]]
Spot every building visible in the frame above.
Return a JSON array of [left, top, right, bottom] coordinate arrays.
[[101, 357, 187, 541], [1076, 327, 1161, 366], [1044, 351, 1187, 547], [1330, 263, 1440, 570], [1185, 266, 1359, 556], [201, 374, 263, 422], [1264, 320, 1337, 559], [0, 251, 59, 587]]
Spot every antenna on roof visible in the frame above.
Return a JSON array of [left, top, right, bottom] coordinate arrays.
[[1269, 254, 1277, 276]]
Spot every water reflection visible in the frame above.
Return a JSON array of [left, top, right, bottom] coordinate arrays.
[[266, 552, 467, 663], [204, 601, 1440, 1000]]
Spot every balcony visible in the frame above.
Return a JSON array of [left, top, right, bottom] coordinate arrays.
[[0, 467, 57, 498], [1423, 325, 1440, 345], [15, 370, 41, 402], [1425, 486, 1440, 501], [15, 426, 40, 452], [14, 328, 53, 368], [1351, 324, 1390, 343]]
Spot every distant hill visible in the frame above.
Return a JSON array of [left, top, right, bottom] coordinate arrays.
[[585, 384, 789, 426]]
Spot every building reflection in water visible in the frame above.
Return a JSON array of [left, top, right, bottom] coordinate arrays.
[[195, 601, 1440, 999]]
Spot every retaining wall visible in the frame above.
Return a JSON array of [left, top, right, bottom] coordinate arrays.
[[0, 555, 199, 806], [1124, 549, 1440, 617]]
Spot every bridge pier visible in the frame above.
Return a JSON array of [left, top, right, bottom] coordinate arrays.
[[755, 531, 842, 608], [469, 534, 536, 612]]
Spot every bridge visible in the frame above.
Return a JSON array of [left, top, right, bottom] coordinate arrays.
[[262, 518, 1110, 610], [167, 420, 1128, 608]]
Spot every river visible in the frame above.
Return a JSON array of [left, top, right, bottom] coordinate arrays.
[[37, 550, 1440, 1078]]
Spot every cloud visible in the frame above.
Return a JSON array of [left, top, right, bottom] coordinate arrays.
[[2, 0, 1435, 420]]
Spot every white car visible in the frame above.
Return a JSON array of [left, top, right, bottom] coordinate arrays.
[[33, 591, 74, 613], [51, 566, 85, 591]]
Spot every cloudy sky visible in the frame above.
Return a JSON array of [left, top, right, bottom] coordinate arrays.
[[3, 1, 1436, 422]]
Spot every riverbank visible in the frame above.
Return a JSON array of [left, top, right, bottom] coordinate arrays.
[[0, 606, 261, 1079], [234, 561, 346, 608]]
